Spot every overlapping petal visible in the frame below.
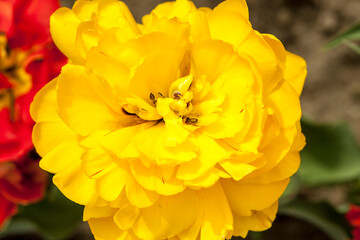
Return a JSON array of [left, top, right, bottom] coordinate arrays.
[[32, 0, 306, 239]]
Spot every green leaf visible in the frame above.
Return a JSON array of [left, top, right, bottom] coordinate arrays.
[[299, 119, 360, 186], [325, 22, 360, 50], [279, 174, 300, 202], [0, 219, 38, 238], [279, 200, 351, 240], [0, 184, 84, 240], [343, 41, 360, 54]]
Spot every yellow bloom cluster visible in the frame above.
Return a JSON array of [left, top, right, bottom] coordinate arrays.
[[31, 0, 306, 239]]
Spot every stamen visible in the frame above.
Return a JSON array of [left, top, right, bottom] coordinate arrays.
[[4, 65, 16, 73], [5, 43, 10, 57], [185, 117, 198, 125], [173, 91, 181, 100], [149, 92, 156, 104]]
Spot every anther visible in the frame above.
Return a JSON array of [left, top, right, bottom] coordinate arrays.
[[185, 117, 198, 125], [173, 91, 181, 100], [149, 93, 156, 104]]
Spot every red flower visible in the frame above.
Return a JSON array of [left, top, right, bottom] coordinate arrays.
[[347, 204, 360, 240], [0, 153, 48, 227], [0, 0, 66, 227]]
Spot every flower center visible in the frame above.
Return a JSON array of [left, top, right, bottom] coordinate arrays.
[[123, 74, 198, 124], [168, 74, 194, 117], [122, 72, 226, 129], [0, 33, 32, 119]]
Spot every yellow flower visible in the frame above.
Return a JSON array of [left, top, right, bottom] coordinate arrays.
[[31, 0, 306, 239]]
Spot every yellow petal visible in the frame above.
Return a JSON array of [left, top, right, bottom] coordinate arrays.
[[114, 203, 140, 230], [213, 0, 249, 20], [219, 159, 257, 181], [188, 10, 211, 43], [100, 32, 182, 72], [85, 47, 129, 91], [72, 0, 98, 21], [85, 47, 134, 115], [40, 139, 82, 174], [84, 205, 117, 221], [125, 178, 159, 208], [292, 122, 306, 151], [177, 204, 203, 240], [132, 123, 196, 166], [88, 217, 124, 240], [75, 21, 100, 59], [208, 7, 252, 47], [32, 121, 76, 157], [184, 168, 230, 189], [50, 8, 84, 64], [81, 146, 114, 178], [191, 40, 237, 83], [238, 32, 285, 93], [249, 125, 298, 178], [130, 160, 186, 196], [117, 231, 141, 240], [221, 179, 289, 216], [31, 77, 78, 157], [129, 52, 182, 104], [200, 58, 258, 139], [125, 97, 162, 121], [143, 2, 174, 21], [200, 183, 233, 240], [177, 134, 229, 180], [96, 27, 138, 65], [265, 81, 301, 128], [95, 163, 129, 202], [57, 64, 120, 136], [53, 162, 99, 206], [96, 0, 139, 34], [259, 114, 281, 149], [133, 189, 199, 240], [245, 152, 300, 184], [284, 51, 307, 96], [262, 34, 286, 70], [233, 202, 278, 238], [30, 78, 59, 123], [140, 15, 190, 45], [100, 125, 151, 159], [145, 0, 195, 22], [166, 0, 196, 21]]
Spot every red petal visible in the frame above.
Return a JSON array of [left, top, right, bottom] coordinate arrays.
[[347, 205, 360, 228], [7, 0, 60, 49], [0, 1, 14, 34], [0, 108, 33, 162], [0, 193, 17, 228], [0, 73, 12, 89], [0, 156, 47, 204], [354, 228, 360, 240]]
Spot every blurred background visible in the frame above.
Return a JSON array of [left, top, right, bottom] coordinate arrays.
[[2, 0, 360, 239]]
